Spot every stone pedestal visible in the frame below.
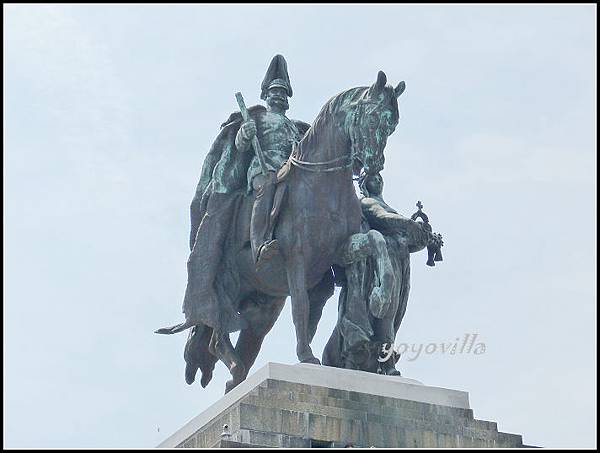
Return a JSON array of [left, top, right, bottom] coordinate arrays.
[[158, 362, 531, 448]]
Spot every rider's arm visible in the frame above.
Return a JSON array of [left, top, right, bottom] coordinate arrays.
[[235, 120, 256, 152], [362, 199, 411, 232], [362, 199, 429, 250]]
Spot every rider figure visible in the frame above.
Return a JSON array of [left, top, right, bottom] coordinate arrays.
[[237, 55, 305, 267], [176, 55, 308, 332]]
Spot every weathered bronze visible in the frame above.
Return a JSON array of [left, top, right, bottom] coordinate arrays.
[[323, 174, 444, 375], [156, 54, 439, 392]]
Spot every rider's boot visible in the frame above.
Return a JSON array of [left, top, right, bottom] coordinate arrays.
[[182, 192, 237, 329], [250, 172, 279, 269]]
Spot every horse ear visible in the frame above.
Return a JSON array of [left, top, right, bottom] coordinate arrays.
[[374, 71, 387, 92], [394, 81, 406, 98]]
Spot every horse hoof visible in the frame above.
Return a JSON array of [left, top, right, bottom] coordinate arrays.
[[200, 369, 213, 388], [300, 357, 321, 365], [225, 379, 241, 394], [185, 363, 198, 385], [230, 363, 247, 383]]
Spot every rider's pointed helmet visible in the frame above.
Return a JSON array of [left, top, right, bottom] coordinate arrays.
[[261, 54, 293, 100]]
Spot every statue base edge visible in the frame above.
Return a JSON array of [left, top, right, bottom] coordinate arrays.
[[158, 362, 534, 448]]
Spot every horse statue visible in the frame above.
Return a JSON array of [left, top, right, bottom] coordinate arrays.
[[158, 71, 406, 393]]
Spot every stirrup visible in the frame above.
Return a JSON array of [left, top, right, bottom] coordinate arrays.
[[256, 239, 280, 266]]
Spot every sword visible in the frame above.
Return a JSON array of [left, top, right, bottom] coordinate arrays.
[[235, 92, 269, 176]]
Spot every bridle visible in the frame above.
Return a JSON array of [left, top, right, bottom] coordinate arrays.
[[289, 152, 353, 173], [288, 103, 368, 173]]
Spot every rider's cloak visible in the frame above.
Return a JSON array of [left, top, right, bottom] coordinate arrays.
[[178, 106, 311, 383]]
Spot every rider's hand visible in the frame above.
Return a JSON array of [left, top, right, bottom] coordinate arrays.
[[240, 120, 257, 141]]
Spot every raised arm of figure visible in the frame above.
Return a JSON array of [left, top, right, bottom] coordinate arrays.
[[361, 198, 430, 252], [235, 119, 256, 152]]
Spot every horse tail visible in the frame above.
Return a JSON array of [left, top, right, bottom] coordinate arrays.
[[154, 320, 195, 335]]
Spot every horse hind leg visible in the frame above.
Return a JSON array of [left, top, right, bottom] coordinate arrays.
[[233, 295, 286, 382], [209, 330, 246, 394], [230, 276, 330, 380], [184, 324, 218, 387], [225, 277, 332, 374]]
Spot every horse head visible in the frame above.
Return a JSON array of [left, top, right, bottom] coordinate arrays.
[[348, 71, 405, 175]]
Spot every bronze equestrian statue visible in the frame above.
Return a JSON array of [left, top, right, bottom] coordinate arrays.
[[157, 55, 406, 393]]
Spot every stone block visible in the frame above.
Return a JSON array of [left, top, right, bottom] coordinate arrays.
[[307, 413, 328, 440], [405, 428, 424, 448], [496, 431, 524, 448], [239, 403, 282, 433], [281, 434, 310, 448], [326, 395, 369, 412], [421, 429, 439, 448], [328, 387, 350, 400], [280, 409, 307, 437], [365, 421, 385, 446]]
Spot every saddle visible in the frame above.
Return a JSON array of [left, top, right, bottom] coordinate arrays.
[[276, 155, 293, 183], [269, 157, 294, 231]]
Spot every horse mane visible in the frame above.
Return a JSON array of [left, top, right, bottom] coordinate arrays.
[[297, 84, 399, 160], [315, 86, 368, 124], [296, 87, 367, 160], [313, 84, 400, 127]]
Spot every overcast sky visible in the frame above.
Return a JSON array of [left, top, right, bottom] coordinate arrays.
[[4, 4, 596, 448]]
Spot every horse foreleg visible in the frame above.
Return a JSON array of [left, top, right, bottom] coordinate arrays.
[[336, 230, 395, 319], [285, 252, 319, 364], [307, 269, 335, 343]]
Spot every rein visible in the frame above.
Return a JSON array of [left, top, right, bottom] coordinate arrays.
[[288, 96, 371, 174], [289, 152, 353, 173], [288, 111, 358, 173]]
